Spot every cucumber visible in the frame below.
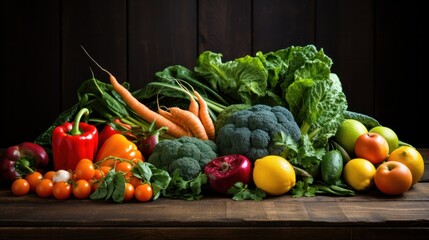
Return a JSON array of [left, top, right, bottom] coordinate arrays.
[[343, 110, 380, 129], [320, 149, 344, 185]]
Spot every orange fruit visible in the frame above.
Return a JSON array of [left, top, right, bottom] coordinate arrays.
[[387, 146, 424, 185]]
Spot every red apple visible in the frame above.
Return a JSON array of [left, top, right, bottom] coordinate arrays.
[[354, 132, 389, 165], [203, 154, 252, 195], [374, 161, 413, 195]]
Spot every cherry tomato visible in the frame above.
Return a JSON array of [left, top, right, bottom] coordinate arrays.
[[74, 158, 95, 181], [135, 183, 153, 202], [25, 171, 43, 192], [123, 182, 135, 202], [72, 179, 92, 199], [129, 176, 143, 188], [115, 161, 133, 173], [93, 168, 104, 180], [89, 178, 100, 193], [115, 161, 133, 180], [43, 171, 56, 180], [52, 181, 72, 200], [98, 166, 112, 176], [11, 178, 30, 196], [36, 178, 53, 198]]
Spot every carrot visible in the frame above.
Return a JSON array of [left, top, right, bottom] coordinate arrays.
[[188, 94, 199, 118], [80, 45, 189, 138], [158, 106, 191, 134], [175, 78, 199, 117], [169, 107, 208, 140], [193, 90, 216, 140]]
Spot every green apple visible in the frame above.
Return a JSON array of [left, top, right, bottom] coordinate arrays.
[[369, 126, 399, 153], [334, 119, 368, 156]]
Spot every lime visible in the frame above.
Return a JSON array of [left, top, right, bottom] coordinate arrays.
[[369, 126, 399, 153], [334, 119, 368, 156]]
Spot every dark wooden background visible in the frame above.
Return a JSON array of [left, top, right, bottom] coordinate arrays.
[[1, 0, 426, 149]]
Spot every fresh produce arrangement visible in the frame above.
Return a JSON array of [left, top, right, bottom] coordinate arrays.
[[0, 44, 425, 203]]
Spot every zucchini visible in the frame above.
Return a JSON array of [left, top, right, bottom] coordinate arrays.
[[343, 110, 380, 129]]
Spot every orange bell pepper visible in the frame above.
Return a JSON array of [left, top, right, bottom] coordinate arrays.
[[95, 134, 143, 167]]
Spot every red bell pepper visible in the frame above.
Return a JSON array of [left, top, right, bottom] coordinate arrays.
[[98, 118, 132, 149], [52, 108, 98, 171], [0, 142, 49, 183]]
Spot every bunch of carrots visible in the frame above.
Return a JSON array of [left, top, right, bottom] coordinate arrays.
[[82, 46, 215, 141], [111, 73, 216, 141]]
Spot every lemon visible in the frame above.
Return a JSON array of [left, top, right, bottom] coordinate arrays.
[[388, 146, 424, 185], [334, 119, 368, 156], [369, 126, 399, 153], [252, 155, 296, 195], [343, 158, 376, 191]]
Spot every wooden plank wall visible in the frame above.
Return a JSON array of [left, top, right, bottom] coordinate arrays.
[[1, 0, 426, 149]]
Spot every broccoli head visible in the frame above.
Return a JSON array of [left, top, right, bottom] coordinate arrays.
[[148, 136, 218, 180], [216, 104, 300, 162]]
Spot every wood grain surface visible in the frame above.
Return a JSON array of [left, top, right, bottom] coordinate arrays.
[[1, 149, 428, 239]]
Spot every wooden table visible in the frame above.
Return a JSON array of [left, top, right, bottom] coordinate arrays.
[[1, 149, 428, 240]]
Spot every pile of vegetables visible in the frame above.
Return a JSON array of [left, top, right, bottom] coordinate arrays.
[[2, 44, 377, 201]]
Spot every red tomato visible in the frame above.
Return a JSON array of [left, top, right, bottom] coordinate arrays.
[[25, 171, 43, 192], [52, 181, 72, 200], [115, 161, 133, 180], [74, 158, 95, 181], [43, 171, 56, 180], [123, 183, 135, 202], [129, 176, 143, 188], [374, 161, 413, 195], [93, 168, 104, 180], [11, 178, 30, 196], [72, 179, 92, 199], [36, 179, 53, 198], [134, 183, 153, 202]]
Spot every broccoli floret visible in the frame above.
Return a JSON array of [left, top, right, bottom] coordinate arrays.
[[215, 103, 252, 131], [216, 104, 300, 162], [148, 136, 218, 180], [168, 157, 201, 181]]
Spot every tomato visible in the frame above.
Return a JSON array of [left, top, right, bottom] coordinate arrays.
[[72, 179, 92, 199], [52, 181, 72, 200], [36, 178, 53, 198], [129, 176, 143, 188], [11, 178, 30, 196], [43, 171, 56, 180], [115, 161, 133, 180], [115, 161, 133, 173], [25, 171, 43, 192], [74, 158, 95, 181], [374, 161, 413, 195], [89, 178, 100, 193], [93, 168, 104, 180], [134, 183, 153, 202], [98, 166, 112, 176], [123, 182, 135, 202]]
